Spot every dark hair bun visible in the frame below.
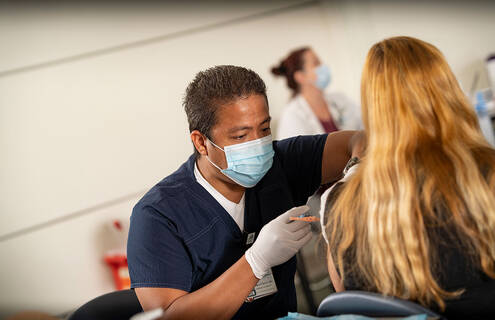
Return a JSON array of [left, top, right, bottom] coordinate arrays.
[[271, 63, 287, 76], [271, 47, 309, 94]]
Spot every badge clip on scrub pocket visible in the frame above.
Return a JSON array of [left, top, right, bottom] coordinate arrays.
[[243, 231, 256, 248]]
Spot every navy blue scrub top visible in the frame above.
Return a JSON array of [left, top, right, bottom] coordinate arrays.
[[127, 134, 328, 319]]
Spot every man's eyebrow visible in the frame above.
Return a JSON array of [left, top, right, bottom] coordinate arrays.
[[227, 117, 271, 133], [228, 125, 252, 133], [260, 117, 272, 125]]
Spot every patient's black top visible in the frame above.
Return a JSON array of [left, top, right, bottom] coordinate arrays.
[[325, 183, 495, 319]]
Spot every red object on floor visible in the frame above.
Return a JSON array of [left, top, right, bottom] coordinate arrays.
[[104, 253, 130, 290]]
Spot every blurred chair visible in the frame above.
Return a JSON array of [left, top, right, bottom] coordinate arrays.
[[68, 289, 142, 320], [296, 252, 318, 315], [317, 291, 442, 318], [5, 311, 59, 320]]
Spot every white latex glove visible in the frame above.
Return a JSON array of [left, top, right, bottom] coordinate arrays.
[[245, 205, 313, 279]]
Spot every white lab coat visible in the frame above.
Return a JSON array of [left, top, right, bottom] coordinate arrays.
[[276, 93, 362, 140], [276, 92, 362, 226]]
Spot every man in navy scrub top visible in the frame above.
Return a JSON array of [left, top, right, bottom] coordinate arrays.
[[127, 65, 363, 319]]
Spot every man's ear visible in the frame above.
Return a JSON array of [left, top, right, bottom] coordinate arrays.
[[294, 70, 305, 86], [190, 130, 208, 156]]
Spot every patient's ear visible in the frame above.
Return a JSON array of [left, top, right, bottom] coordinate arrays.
[[326, 247, 345, 292]]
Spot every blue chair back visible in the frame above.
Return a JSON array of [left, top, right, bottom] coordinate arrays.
[[317, 291, 442, 318]]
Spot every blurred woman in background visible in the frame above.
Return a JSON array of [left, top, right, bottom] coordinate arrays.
[[271, 47, 362, 313], [320, 36, 495, 318], [271, 47, 361, 140]]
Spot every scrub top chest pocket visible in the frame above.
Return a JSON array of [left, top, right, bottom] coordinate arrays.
[[186, 218, 246, 292]]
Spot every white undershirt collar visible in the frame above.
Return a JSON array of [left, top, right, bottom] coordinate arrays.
[[194, 162, 245, 232]]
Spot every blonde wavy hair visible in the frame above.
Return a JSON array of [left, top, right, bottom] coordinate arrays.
[[326, 36, 495, 310]]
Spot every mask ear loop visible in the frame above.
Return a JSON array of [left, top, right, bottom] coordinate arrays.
[[204, 137, 245, 186], [206, 155, 224, 172], [204, 136, 226, 172], [207, 137, 224, 152]]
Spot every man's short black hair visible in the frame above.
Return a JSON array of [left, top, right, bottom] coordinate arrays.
[[183, 65, 268, 156]]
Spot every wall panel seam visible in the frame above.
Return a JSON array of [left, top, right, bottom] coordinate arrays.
[[0, 0, 318, 78]]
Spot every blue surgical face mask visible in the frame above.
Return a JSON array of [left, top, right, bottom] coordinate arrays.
[[314, 64, 331, 90], [206, 135, 274, 188]]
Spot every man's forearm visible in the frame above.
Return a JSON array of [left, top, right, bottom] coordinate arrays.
[[322, 130, 358, 184], [348, 130, 366, 158], [161, 255, 258, 320]]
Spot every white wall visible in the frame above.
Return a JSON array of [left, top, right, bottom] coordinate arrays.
[[321, 0, 495, 102], [0, 1, 335, 317], [0, 0, 494, 317]]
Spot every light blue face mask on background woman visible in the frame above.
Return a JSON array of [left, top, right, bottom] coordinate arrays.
[[206, 135, 275, 188], [314, 64, 331, 90]]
